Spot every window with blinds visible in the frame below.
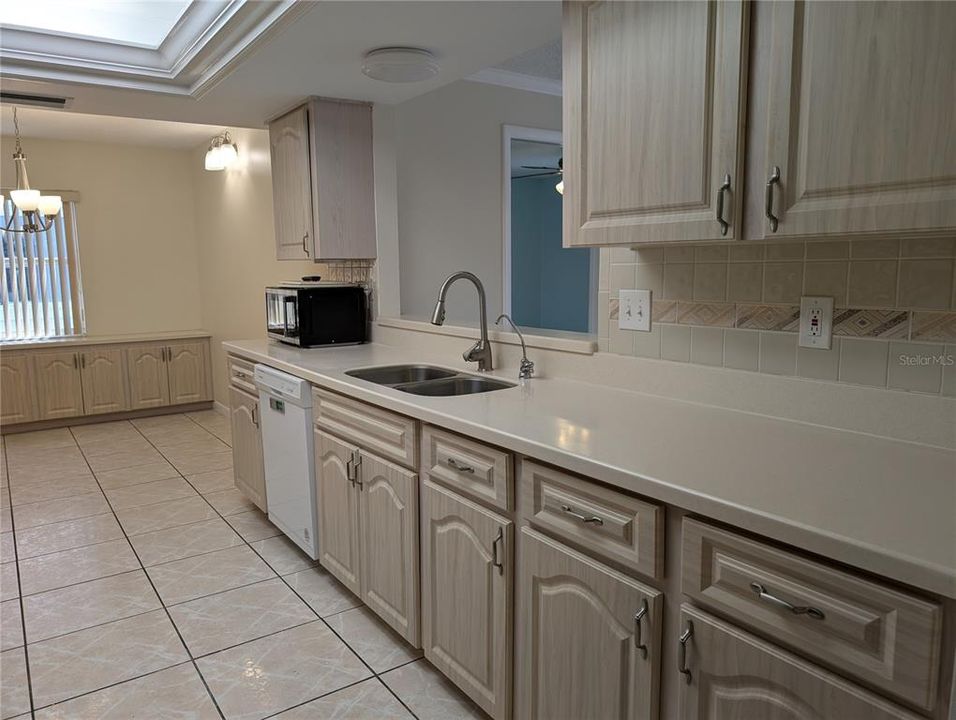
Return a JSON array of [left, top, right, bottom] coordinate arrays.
[[1, 195, 85, 341]]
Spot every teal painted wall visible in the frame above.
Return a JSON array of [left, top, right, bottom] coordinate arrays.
[[511, 175, 591, 332]]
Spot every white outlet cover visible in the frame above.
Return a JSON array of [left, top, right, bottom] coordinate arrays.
[[799, 296, 834, 349], [619, 289, 652, 332]]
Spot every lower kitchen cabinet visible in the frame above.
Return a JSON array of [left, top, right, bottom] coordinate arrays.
[[358, 451, 420, 645], [678, 605, 922, 720], [517, 527, 663, 720], [166, 341, 210, 404], [127, 344, 170, 410], [421, 479, 513, 720], [33, 350, 85, 420], [315, 429, 362, 596], [0, 353, 37, 424], [314, 428, 422, 645], [229, 387, 266, 511], [79, 347, 129, 415]]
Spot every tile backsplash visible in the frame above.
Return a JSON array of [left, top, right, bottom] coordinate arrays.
[[598, 238, 956, 396], [321, 260, 374, 283]]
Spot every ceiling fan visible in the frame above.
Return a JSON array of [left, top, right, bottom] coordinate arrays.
[[513, 157, 563, 180]]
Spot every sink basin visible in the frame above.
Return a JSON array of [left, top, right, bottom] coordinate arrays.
[[398, 376, 515, 397], [345, 364, 457, 386], [345, 364, 515, 396]]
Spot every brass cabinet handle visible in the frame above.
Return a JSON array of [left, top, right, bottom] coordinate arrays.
[[716, 173, 731, 236], [251, 405, 258, 428], [765, 166, 781, 232], [560, 504, 604, 526], [351, 451, 363, 488], [73, 353, 78, 369], [446, 457, 475, 474], [81, 354, 86, 369], [346, 457, 354, 486], [491, 527, 504, 575], [302, 232, 310, 256], [678, 620, 694, 684], [633, 599, 649, 659], [749, 582, 825, 620]]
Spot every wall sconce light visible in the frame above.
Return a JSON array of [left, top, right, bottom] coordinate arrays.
[[204, 131, 238, 171]]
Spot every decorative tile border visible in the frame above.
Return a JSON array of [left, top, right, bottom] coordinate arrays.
[[832, 308, 908, 339], [677, 302, 734, 327], [652, 300, 677, 323], [911, 311, 956, 342], [735, 304, 800, 332]]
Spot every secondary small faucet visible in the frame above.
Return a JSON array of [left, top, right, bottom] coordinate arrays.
[[496, 314, 534, 380], [431, 271, 493, 371]]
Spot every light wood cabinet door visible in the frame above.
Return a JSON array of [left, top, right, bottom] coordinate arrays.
[[357, 451, 420, 646], [269, 105, 314, 260], [229, 387, 266, 511], [679, 605, 922, 720], [421, 479, 512, 720], [517, 528, 662, 720], [79, 347, 129, 415], [752, 1, 956, 239], [315, 429, 362, 596], [563, 0, 749, 246], [166, 341, 210, 405], [0, 353, 37, 425], [33, 350, 84, 420], [127, 344, 169, 410]]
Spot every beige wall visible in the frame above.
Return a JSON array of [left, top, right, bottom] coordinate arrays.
[[190, 127, 321, 407], [0, 136, 203, 336], [394, 80, 561, 324]]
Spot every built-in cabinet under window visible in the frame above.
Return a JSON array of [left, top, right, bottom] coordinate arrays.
[[0, 335, 212, 429]]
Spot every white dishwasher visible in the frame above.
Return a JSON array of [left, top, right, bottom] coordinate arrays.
[[254, 364, 318, 559]]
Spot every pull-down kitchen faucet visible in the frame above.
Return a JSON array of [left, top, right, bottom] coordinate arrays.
[[431, 271, 493, 371]]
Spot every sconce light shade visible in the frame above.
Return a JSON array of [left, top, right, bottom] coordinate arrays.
[[38, 195, 62, 216], [11, 189, 40, 211], [555, 179, 564, 195], [204, 131, 238, 172]]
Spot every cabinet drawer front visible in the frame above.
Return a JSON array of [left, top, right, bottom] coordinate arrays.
[[228, 355, 256, 395], [312, 387, 418, 469], [521, 460, 663, 579], [680, 605, 923, 720], [681, 519, 942, 711], [422, 425, 512, 511]]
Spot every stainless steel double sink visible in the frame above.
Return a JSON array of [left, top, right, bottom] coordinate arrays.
[[345, 364, 515, 396]]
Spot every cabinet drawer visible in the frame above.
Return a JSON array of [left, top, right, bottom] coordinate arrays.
[[422, 425, 512, 511], [681, 519, 943, 711], [312, 387, 418, 469], [228, 355, 256, 394], [520, 460, 663, 580]]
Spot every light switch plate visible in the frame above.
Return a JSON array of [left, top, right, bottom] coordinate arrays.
[[619, 289, 652, 332], [799, 296, 833, 349]]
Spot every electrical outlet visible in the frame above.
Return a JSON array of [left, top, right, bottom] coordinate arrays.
[[619, 289, 652, 332], [799, 296, 833, 349]]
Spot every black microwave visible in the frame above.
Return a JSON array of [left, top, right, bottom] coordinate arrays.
[[265, 283, 369, 347]]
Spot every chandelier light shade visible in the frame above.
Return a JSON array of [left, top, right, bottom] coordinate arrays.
[[204, 131, 238, 171], [2, 106, 63, 235]]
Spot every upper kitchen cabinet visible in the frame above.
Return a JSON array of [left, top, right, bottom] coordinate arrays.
[[750, 1, 956, 240], [562, 1, 749, 246], [268, 98, 376, 261]]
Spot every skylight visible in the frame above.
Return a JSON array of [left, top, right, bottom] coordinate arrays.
[[0, 0, 192, 49]]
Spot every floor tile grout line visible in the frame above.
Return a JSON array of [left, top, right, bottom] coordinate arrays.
[[19, 566, 143, 600], [130, 414, 427, 718], [67, 422, 228, 720], [4, 436, 39, 718], [22, 600, 161, 648]]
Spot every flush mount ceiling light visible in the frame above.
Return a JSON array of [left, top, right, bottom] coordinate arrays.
[[1, 106, 63, 235], [362, 47, 439, 83], [205, 131, 238, 171]]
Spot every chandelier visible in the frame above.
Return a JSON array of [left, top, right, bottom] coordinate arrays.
[[2, 106, 63, 235]]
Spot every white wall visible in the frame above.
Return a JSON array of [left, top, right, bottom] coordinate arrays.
[[190, 127, 325, 407], [392, 81, 561, 324], [0, 136, 203, 336]]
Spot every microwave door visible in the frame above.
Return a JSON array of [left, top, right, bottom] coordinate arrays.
[[283, 295, 299, 341], [266, 293, 286, 336]]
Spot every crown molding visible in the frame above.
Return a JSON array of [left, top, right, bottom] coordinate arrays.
[[0, 0, 308, 98], [466, 68, 562, 97]]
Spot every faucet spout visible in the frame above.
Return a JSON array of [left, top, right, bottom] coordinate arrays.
[[431, 271, 493, 371]]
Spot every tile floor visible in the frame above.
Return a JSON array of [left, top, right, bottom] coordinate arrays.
[[0, 410, 487, 720]]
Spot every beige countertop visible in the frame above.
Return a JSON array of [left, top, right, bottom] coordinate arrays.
[[2, 330, 211, 350], [224, 338, 956, 599]]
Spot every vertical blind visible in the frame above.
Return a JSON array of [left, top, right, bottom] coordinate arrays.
[[1, 196, 85, 341]]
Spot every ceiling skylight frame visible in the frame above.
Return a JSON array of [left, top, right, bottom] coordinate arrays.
[[0, 0, 308, 98]]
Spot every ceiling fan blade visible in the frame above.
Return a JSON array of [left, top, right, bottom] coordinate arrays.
[[520, 165, 559, 170], [513, 171, 561, 179]]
